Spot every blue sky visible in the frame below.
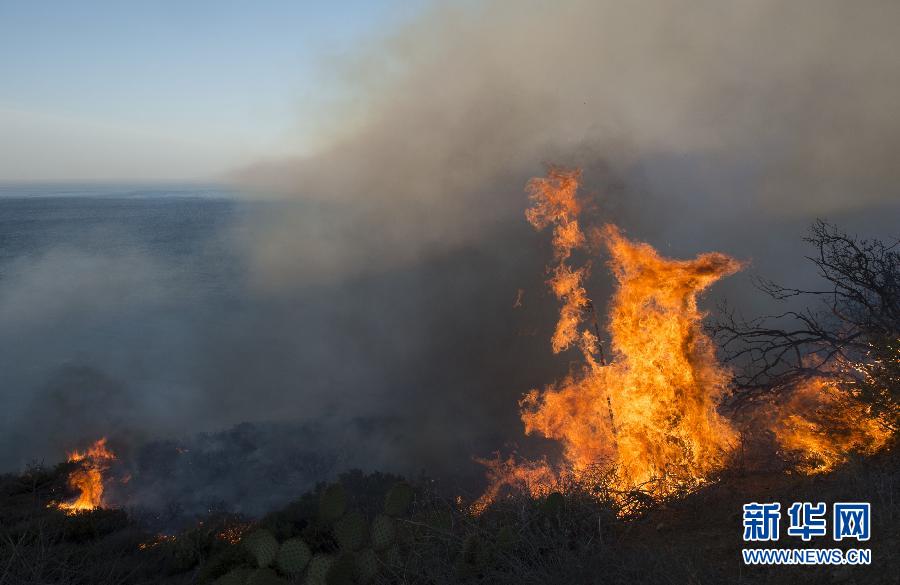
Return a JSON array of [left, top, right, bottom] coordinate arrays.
[[0, 1, 428, 181]]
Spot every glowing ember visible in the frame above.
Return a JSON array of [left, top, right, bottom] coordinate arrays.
[[216, 523, 253, 544], [57, 438, 116, 514], [139, 534, 177, 550]]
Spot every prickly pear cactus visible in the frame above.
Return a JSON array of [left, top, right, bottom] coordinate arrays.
[[333, 510, 366, 551], [543, 492, 564, 517], [354, 548, 380, 584], [215, 567, 253, 585], [318, 484, 347, 525], [275, 537, 311, 576], [305, 554, 333, 585], [495, 526, 516, 551], [424, 508, 452, 532], [243, 529, 279, 568], [369, 514, 396, 551], [457, 533, 489, 577], [327, 552, 356, 585], [461, 533, 481, 564], [379, 543, 402, 568], [246, 567, 287, 585], [383, 481, 413, 517]]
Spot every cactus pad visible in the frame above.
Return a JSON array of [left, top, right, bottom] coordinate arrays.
[[460, 533, 486, 568], [326, 552, 356, 585], [246, 567, 287, 585], [333, 510, 366, 551], [383, 481, 413, 517], [369, 514, 396, 551], [543, 492, 564, 516], [275, 538, 311, 576], [215, 567, 252, 585], [380, 543, 402, 567], [318, 484, 347, 524], [243, 529, 279, 568], [305, 554, 333, 585], [496, 526, 516, 550], [424, 509, 452, 532], [354, 548, 380, 584]]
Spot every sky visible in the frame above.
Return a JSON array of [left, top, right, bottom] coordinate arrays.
[[0, 0, 428, 182]]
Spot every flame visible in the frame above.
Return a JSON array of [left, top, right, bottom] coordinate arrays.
[[471, 455, 556, 515], [57, 438, 116, 514], [771, 376, 893, 473], [481, 167, 742, 508]]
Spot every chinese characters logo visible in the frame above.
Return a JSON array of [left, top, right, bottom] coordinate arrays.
[[743, 502, 869, 542]]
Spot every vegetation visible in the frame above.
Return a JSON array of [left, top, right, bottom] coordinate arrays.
[[1, 452, 898, 585]]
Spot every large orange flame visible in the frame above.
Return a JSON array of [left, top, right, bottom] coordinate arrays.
[[523, 222, 743, 490], [477, 168, 742, 509], [57, 437, 116, 514]]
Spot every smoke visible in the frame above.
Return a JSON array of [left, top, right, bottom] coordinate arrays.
[[237, 0, 900, 286], [2, 1, 899, 514]]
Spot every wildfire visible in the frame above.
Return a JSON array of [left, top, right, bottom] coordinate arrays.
[[473, 166, 900, 514], [56, 437, 116, 514], [476, 167, 743, 510]]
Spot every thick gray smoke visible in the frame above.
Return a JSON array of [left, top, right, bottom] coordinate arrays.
[[237, 0, 900, 285], [2, 0, 898, 515]]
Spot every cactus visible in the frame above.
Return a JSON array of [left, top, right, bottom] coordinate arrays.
[[326, 552, 356, 585], [243, 529, 279, 568], [354, 548, 380, 584], [318, 484, 347, 525], [246, 568, 287, 585], [275, 538, 311, 576], [369, 514, 396, 551], [333, 510, 366, 551], [383, 481, 413, 517], [215, 567, 253, 585], [457, 533, 490, 577], [495, 526, 516, 551], [424, 508, 452, 532], [461, 533, 481, 565], [543, 492, 564, 517], [305, 554, 333, 585], [379, 543, 402, 568]]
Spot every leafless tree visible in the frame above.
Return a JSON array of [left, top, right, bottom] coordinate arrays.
[[713, 220, 899, 427]]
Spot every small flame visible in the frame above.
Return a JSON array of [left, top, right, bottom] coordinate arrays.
[[57, 438, 116, 514], [471, 455, 555, 515]]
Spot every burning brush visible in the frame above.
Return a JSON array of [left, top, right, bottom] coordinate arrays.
[[475, 167, 895, 513], [55, 437, 116, 514]]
